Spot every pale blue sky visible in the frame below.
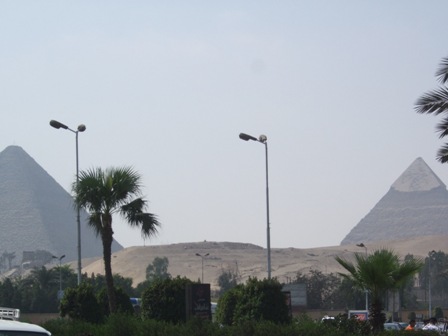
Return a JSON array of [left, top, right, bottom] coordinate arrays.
[[1, 1, 447, 251]]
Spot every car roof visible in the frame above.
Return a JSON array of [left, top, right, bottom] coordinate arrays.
[[0, 319, 51, 335]]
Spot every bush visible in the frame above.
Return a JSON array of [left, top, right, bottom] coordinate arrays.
[[141, 276, 194, 323], [60, 283, 104, 323], [215, 285, 242, 325], [216, 277, 290, 326], [48, 313, 438, 336], [97, 286, 134, 316], [101, 313, 140, 336]]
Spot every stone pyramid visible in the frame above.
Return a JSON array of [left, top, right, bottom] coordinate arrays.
[[0, 145, 122, 266], [341, 157, 448, 245]]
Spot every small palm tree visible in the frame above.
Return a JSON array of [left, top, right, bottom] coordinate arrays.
[[73, 167, 160, 313], [415, 56, 448, 162], [335, 249, 422, 334]]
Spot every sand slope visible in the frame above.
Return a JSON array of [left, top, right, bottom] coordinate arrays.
[[77, 235, 447, 289]]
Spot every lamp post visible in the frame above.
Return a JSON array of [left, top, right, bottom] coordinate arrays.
[[239, 132, 271, 279], [195, 253, 209, 283], [50, 120, 86, 285], [52, 254, 65, 299], [428, 250, 436, 318], [356, 243, 369, 311]]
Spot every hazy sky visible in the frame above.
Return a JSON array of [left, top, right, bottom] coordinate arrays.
[[1, 1, 448, 251]]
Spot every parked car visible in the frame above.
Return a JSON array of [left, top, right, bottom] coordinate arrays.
[[415, 321, 424, 330], [383, 322, 402, 331], [0, 319, 51, 335], [0, 307, 51, 335], [398, 322, 409, 329]]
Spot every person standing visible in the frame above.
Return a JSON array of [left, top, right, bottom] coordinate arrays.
[[405, 319, 416, 331], [422, 318, 439, 331]]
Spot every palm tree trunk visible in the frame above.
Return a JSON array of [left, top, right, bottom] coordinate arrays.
[[370, 299, 386, 334], [102, 215, 116, 314]]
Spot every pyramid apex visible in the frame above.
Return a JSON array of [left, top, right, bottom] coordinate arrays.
[[391, 157, 445, 192]]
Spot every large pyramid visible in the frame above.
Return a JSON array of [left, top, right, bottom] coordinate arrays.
[[0, 145, 122, 266], [341, 157, 448, 245]]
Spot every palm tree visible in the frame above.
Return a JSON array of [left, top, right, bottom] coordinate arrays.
[[415, 56, 448, 163], [73, 167, 160, 313], [22, 266, 59, 312], [335, 249, 422, 334]]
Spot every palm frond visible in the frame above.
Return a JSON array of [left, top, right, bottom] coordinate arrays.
[[391, 257, 423, 289], [139, 213, 160, 237], [107, 167, 142, 207], [436, 143, 448, 163], [121, 198, 160, 238], [74, 168, 106, 211], [435, 116, 448, 138], [436, 56, 448, 84], [415, 87, 448, 115], [88, 212, 103, 236]]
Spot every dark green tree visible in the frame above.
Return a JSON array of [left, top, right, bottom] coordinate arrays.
[[58, 265, 78, 290], [215, 284, 242, 325], [0, 278, 21, 309], [336, 249, 423, 334], [419, 250, 448, 311], [399, 254, 420, 310], [333, 277, 366, 310], [86, 273, 135, 298], [216, 277, 290, 326], [97, 286, 134, 316], [60, 283, 104, 323], [22, 266, 58, 313], [73, 166, 160, 313], [217, 269, 238, 296], [134, 280, 151, 298], [146, 256, 171, 282], [141, 276, 194, 323], [294, 270, 342, 309], [415, 55, 448, 162]]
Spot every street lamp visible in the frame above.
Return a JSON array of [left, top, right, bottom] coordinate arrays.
[[50, 119, 86, 285], [356, 243, 369, 311], [52, 254, 65, 298], [195, 253, 209, 283], [428, 250, 436, 318], [239, 132, 271, 279]]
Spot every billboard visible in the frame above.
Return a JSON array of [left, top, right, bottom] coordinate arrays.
[[348, 310, 368, 321], [185, 284, 211, 320]]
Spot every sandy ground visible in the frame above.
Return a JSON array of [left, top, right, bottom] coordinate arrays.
[[73, 235, 447, 290]]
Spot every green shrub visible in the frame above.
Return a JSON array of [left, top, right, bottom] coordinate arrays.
[[141, 276, 194, 323], [101, 313, 140, 336], [97, 286, 134, 316], [49, 310, 448, 336], [215, 284, 242, 325], [216, 277, 290, 326], [42, 318, 100, 336], [60, 283, 104, 323]]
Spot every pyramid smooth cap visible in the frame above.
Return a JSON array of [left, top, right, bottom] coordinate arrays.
[[391, 157, 446, 192]]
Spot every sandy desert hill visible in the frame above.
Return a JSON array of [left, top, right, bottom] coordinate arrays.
[[75, 235, 448, 290]]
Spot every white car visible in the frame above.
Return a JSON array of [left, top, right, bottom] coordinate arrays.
[[383, 322, 402, 330], [0, 319, 51, 335]]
